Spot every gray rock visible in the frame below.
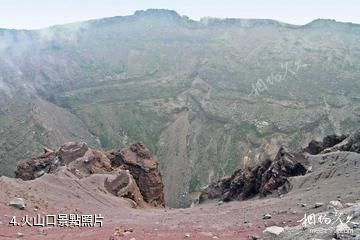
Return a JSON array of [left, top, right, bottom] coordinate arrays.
[[353, 205, 360, 218], [34, 170, 45, 178], [263, 213, 272, 219], [328, 206, 337, 215], [345, 203, 354, 208], [263, 226, 284, 239], [8, 198, 26, 210], [315, 202, 325, 208], [16, 232, 24, 238], [328, 200, 343, 209]]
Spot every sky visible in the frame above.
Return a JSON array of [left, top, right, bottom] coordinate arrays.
[[0, 0, 359, 29]]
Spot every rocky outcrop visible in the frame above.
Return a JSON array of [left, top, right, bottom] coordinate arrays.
[[15, 142, 113, 180], [303, 130, 360, 155], [199, 147, 309, 203], [322, 129, 360, 154], [15, 149, 60, 180], [15, 142, 165, 208], [107, 143, 165, 207], [303, 134, 348, 154], [105, 170, 147, 208], [259, 147, 308, 196], [200, 129, 359, 204]]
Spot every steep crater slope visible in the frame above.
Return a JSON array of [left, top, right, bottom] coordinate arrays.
[[0, 131, 358, 239], [0, 9, 359, 207]]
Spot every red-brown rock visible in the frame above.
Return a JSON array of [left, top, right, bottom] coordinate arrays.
[[108, 142, 165, 207], [199, 147, 309, 203], [15, 142, 165, 208]]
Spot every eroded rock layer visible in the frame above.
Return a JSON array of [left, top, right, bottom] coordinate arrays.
[[199, 147, 309, 203], [200, 129, 360, 204], [15, 142, 165, 208]]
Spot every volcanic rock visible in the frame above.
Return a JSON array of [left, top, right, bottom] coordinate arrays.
[[323, 129, 360, 154], [259, 147, 308, 197], [67, 149, 112, 178], [107, 142, 165, 207], [304, 134, 348, 154], [15, 149, 60, 180], [314, 202, 325, 208], [14, 142, 165, 208], [199, 147, 309, 203], [328, 200, 343, 210], [304, 130, 360, 155], [304, 140, 325, 155], [8, 198, 26, 210], [105, 170, 147, 208], [58, 142, 89, 164], [263, 213, 272, 219], [263, 226, 284, 239]]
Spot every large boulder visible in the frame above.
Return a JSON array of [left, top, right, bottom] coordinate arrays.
[[58, 142, 89, 164], [303, 140, 324, 155], [303, 134, 347, 154], [15, 148, 60, 180], [8, 198, 26, 210], [67, 149, 112, 178], [303, 130, 360, 155], [105, 170, 147, 208], [259, 147, 308, 197], [199, 147, 309, 203], [263, 226, 284, 239], [108, 143, 165, 207], [323, 129, 360, 153]]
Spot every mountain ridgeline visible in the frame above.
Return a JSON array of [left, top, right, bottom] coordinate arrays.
[[0, 9, 359, 207]]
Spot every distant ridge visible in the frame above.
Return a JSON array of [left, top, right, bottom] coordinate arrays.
[[1, 9, 359, 31]]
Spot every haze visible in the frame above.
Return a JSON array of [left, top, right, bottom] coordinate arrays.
[[0, 0, 359, 30]]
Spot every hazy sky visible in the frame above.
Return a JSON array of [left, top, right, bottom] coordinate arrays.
[[0, 0, 359, 29]]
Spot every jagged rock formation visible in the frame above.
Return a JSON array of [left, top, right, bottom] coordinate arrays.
[[200, 129, 360, 204], [199, 147, 309, 203], [303, 134, 348, 154], [107, 143, 165, 207], [104, 169, 147, 208], [15, 142, 165, 208], [322, 129, 360, 154], [304, 130, 360, 154]]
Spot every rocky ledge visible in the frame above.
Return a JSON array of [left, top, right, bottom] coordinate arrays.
[[200, 129, 360, 204], [199, 146, 309, 203], [15, 142, 165, 208]]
